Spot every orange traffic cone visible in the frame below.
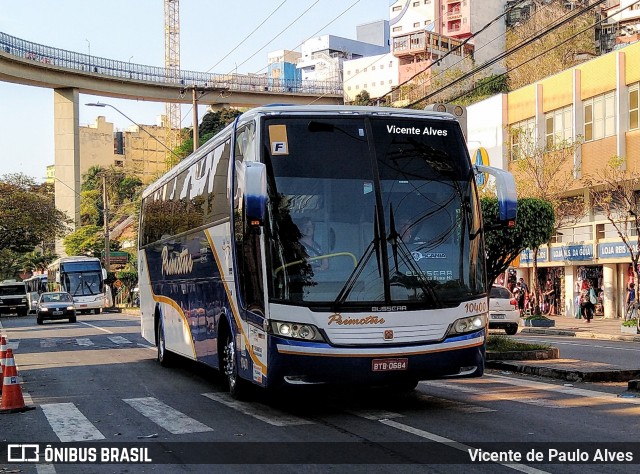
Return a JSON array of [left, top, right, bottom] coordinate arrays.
[[0, 335, 7, 394], [0, 348, 35, 414]]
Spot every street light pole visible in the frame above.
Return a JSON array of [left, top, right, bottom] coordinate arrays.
[[102, 174, 110, 273]]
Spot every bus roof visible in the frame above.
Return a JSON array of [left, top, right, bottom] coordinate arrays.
[[141, 105, 460, 199]]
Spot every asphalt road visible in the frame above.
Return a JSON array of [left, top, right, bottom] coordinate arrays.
[[1, 313, 640, 474]]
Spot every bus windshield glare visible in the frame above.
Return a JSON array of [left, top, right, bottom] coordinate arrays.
[[264, 116, 484, 309]]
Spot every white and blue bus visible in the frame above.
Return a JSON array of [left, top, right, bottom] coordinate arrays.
[[47, 256, 107, 313], [23, 274, 48, 313], [138, 105, 516, 398]]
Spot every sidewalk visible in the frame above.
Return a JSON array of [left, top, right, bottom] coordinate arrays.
[[488, 315, 640, 384]]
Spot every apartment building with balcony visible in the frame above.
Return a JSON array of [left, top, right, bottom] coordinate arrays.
[[600, 0, 640, 52], [389, 0, 506, 83], [467, 40, 640, 319]]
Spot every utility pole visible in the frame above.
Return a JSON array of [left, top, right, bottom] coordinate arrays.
[[102, 174, 110, 272], [192, 86, 199, 151]]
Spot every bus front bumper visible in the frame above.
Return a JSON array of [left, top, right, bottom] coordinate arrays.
[[267, 331, 485, 388]]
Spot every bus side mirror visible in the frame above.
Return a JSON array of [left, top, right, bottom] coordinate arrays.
[[475, 165, 517, 227], [55, 274, 61, 284], [243, 162, 267, 226], [102, 269, 108, 279]]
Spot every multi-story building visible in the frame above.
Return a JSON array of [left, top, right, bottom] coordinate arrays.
[[297, 34, 389, 82], [48, 116, 169, 185], [343, 53, 399, 102], [267, 50, 302, 86], [467, 40, 640, 319], [600, 0, 640, 53], [389, 0, 506, 84]]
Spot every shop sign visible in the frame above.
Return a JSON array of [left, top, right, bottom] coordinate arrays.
[[597, 242, 638, 259], [519, 247, 548, 264], [550, 244, 594, 262]]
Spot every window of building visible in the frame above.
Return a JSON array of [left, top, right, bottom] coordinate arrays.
[[363, 84, 367, 89], [389, 61, 393, 68], [545, 105, 573, 148], [425, 0, 431, 4], [355, 69, 360, 74], [414, 22, 420, 27], [347, 86, 351, 91], [380, 64, 384, 69], [372, 81, 376, 86], [413, 1, 420, 6], [584, 91, 616, 141], [510, 117, 536, 160], [115, 160, 124, 167], [393, 26, 402, 32], [356, 85, 360, 90], [630, 83, 639, 130], [364, 68, 367, 72], [388, 80, 392, 84], [393, 5, 402, 11], [346, 70, 351, 76], [372, 65, 376, 70]]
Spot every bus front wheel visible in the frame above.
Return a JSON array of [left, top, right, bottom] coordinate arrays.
[[222, 331, 250, 400]]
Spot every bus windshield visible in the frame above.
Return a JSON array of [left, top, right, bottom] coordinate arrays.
[[61, 262, 104, 296], [264, 115, 484, 309]]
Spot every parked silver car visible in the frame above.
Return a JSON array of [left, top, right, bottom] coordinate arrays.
[[489, 285, 520, 335]]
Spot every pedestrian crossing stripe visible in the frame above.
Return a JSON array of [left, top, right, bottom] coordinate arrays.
[[123, 397, 213, 434], [41, 403, 106, 442], [108, 336, 133, 345]]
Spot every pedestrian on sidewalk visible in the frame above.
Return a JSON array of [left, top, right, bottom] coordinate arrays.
[[625, 282, 637, 321], [580, 281, 596, 323]]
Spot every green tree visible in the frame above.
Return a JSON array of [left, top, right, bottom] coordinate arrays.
[[505, 0, 596, 91], [352, 90, 372, 106], [587, 156, 640, 289], [0, 173, 68, 254], [62, 225, 120, 257], [482, 197, 555, 286]]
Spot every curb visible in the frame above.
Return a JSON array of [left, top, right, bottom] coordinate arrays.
[[487, 348, 559, 361], [520, 327, 640, 342], [487, 360, 640, 382]]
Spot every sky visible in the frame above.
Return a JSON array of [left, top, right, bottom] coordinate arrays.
[[0, 0, 392, 181]]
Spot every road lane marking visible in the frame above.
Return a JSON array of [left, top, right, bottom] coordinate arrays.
[[41, 403, 105, 442], [379, 419, 550, 474], [79, 321, 113, 334], [124, 397, 213, 434], [76, 338, 94, 346], [108, 336, 132, 345], [202, 392, 313, 426], [346, 409, 404, 420]]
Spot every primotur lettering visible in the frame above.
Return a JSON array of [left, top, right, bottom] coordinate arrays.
[[327, 314, 385, 325], [161, 246, 194, 276]]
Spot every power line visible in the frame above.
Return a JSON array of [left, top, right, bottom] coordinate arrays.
[[204, 0, 289, 74], [445, 0, 640, 104], [383, 0, 531, 99], [404, 0, 608, 107], [232, 0, 321, 73]]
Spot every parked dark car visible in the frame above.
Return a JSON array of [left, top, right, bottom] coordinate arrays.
[[36, 292, 76, 325]]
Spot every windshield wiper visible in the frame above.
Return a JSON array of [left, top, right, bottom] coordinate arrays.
[[333, 209, 382, 307], [387, 209, 442, 308], [83, 280, 97, 296]]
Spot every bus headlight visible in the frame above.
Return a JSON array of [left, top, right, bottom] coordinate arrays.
[[270, 321, 325, 342], [448, 314, 486, 336]]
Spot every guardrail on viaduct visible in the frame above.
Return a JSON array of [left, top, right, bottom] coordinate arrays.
[[0, 31, 343, 96]]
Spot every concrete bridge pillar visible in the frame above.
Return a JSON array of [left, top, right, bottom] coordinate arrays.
[[53, 88, 80, 255]]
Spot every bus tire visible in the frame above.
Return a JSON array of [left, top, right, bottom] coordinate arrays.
[[222, 330, 250, 400], [156, 318, 173, 367]]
